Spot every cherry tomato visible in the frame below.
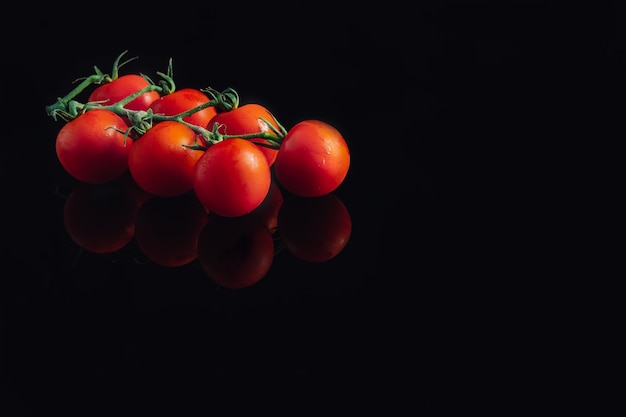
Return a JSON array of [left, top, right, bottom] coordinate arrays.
[[197, 214, 274, 289], [63, 180, 138, 254], [134, 193, 208, 267], [207, 103, 280, 166], [274, 120, 350, 197], [128, 121, 206, 197], [149, 88, 217, 128], [88, 74, 159, 112], [56, 109, 133, 184], [193, 138, 271, 217], [277, 193, 351, 263]]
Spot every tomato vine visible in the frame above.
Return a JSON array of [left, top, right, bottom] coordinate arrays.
[[45, 51, 287, 148]]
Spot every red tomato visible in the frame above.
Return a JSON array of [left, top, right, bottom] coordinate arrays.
[[197, 214, 274, 289], [274, 120, 350, 197], [88, 74, 159, 112], [55, 109, 133, 184], [134, 193, 208, 267], [277, 193, 352, 263], [63, 180, 138, 254], [207, 103, 280, 166], [193, 138, 271, 217], [128, 121, 206, 197], [149, 88, 217, 128]]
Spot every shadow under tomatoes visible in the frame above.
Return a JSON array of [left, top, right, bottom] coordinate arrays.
[[134, 193, 208, 267], [197, 214, 274, 289], [277, 193, 352, 263], [63, 180, 138, 254]]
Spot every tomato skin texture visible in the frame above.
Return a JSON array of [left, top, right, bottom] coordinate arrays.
[[193, 138, 271, 217], [63, 181, 137, 254], [149, 88, 217, 128], [134, 193, 208, 267], [197, 215, 274, 289], [56, 109, 133, 184], [88, 74, 159, 111], [274, 120, 350, 197], [278, 194, 351, 263], [128, 121, 206, 197], [207, 103, 280, 166]]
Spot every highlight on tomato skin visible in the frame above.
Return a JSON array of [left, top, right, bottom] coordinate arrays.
[[63, 180, 139, 254], [133, 193, 208, 267], [277, 193, 352, 263], [197, 214, 275, 289]]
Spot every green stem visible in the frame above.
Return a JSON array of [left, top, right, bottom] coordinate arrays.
[[45, 72, 107, 119]]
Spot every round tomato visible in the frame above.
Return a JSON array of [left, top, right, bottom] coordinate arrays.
[[134, 193, 208, 267], [277, 193, 352, 263], [56, 109, 133, 184], [207, 103, 280, 166], [88, 74, 159, 112], [193, 138, 271, 217], [274, 120, 350, 197], [128, 121, 206, 197], [63, 180, 138, 254], [149, 88, 217, 128], [197, 214, 274, 289]]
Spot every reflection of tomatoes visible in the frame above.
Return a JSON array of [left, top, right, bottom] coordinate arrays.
[[197, 215, 274, 289], [134, 193, 208, 267], [63, 180, 138, 254], [277, 193, 352, 263]]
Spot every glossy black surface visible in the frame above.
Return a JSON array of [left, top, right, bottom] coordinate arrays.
[[2, 2, 623, 414]]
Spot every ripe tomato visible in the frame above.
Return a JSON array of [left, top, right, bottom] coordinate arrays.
[[207, 103, 280, 166], [56, 109, 133, 184], [134, 193, 208, 267], [88, 74, 159, 112], [193, 138, 271, 217], [63, 180, 138, 254], [149, 88, 217, 128], [277, 194, 352, 263], [128, 121, 206, 197], [197, 214, 274, 289], [274, 120, 350, 197]]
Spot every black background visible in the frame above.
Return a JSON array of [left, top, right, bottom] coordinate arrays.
[[1, 1, 623, 414]]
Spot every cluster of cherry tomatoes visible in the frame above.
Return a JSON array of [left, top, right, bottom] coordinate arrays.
[[46, 51, 352, 288], [47, 51, 350, 217]]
